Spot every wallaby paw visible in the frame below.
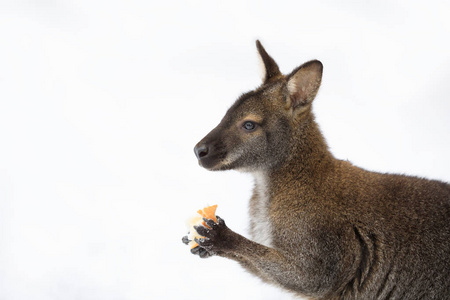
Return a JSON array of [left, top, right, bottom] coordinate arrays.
[[193, 216, 231, 256]]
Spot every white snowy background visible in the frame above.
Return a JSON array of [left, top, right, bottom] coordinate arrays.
[[1, 1, 450, 299]]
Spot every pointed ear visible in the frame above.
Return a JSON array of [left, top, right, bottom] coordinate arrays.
[[256, 40, 282, 84], [286, 60, 323, 110]]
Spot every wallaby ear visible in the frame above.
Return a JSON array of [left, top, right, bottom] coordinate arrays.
[[256, 40, 282, 84], [286, 60, 323, 110]]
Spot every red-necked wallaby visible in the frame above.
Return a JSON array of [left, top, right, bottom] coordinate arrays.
[[183, 41, 450, 299]]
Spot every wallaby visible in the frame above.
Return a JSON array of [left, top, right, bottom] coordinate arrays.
[[183, 41, 450, 299]]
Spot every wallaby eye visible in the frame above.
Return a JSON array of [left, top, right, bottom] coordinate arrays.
[[242, 121, 256, 131]]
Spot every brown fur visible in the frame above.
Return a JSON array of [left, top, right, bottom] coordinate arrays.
[[187, 41, 450, 299]]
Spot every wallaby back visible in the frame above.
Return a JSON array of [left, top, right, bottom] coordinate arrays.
[[191, 41, 450, 299]]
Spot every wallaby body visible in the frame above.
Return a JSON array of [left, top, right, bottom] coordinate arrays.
[[185, 41, 450, 299]]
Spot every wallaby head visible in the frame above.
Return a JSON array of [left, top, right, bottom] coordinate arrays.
[[194, 41, 323, 173]]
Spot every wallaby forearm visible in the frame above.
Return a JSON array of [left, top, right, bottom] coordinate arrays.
[[220, 234, 292, 285], [227, 239, 306, 292], [199, 221, 334, 297]]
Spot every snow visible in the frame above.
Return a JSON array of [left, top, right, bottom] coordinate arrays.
[[1, 1, 450, 299]]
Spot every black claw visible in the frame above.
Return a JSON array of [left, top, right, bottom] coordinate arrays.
[[196, 237, 213, 250], [194, 225, 209, 236], [182, 235, 191, 245], [191, 246, 200, 255], [216, 215, 225, 226], [203, 218, 218, 229], [190, 242, 212, 258]]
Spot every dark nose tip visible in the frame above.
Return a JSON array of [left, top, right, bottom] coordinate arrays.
[[194, 144, 209, 159]]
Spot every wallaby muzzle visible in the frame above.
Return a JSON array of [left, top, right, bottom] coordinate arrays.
[[194, 127, 228, 170]]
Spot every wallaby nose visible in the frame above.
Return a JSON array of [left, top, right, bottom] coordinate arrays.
[[194, 144, 209, 160]]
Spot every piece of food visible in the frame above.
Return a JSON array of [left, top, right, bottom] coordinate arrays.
[[197, 204, 218, 225], [186, 205, 218, 249]]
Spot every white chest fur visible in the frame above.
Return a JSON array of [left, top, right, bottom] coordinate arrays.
[[249, 172, 273, 248]]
